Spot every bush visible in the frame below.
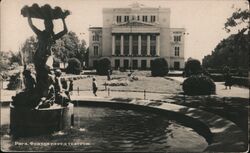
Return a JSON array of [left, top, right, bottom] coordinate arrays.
[[96, 58, 111, 75], [66, 58, 82, 75], [184, 59, 202, 77], [7, 72, 22, 90], [182, 75, 216, 95], [232, 76, 249, 88], [151, 58, 169, 76]]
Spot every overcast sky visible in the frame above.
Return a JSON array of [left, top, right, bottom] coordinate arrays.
[[0, 0, 248, 61]]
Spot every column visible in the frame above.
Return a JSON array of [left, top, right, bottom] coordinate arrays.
[[112, 35, 115, 55], [138, 35, 141, 55], [156, 35, 160, 56], [147, 35, 150, 55], [129, 35, 132, 55], [120, 35, 124, 55]]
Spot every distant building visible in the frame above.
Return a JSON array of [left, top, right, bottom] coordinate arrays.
[[89, 3, 185, 70]]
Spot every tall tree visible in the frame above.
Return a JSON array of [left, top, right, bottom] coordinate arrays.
[[53, 31, 87, 66], [202, 7, 249, 69]]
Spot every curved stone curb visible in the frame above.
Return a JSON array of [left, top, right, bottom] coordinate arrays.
[[72, 97, 248, 152]]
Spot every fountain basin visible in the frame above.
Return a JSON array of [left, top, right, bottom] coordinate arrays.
[[10, 103, 74, 137]]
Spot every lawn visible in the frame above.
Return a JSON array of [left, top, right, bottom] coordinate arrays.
[[73, 70, 182, 94]]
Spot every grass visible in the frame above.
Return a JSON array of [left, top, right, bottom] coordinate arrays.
[[73, 70, 182, 94]]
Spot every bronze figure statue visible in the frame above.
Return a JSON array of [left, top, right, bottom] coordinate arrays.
[[12, 4, 70, 108]]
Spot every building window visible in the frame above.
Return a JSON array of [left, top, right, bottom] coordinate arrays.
[[115, 59, 120, 69], [142, 15, 148, 22], [92, 34, 99, 41], [141, 60, 147, 69], [124, 35, 129, 55], [94, 46, 99, 56], [174, 35, 181, 42], [117, 16, 121, 23], [115, 35, 121, 55], [137, 15, 140, 21], [124, 59, 129, 69], [174, 61, 180, 70], [132, 60, 138, 69], [124, 16, 129, 22], [150, 35, 156, 56], [150, 15, 156, 22], [141, 35, 147, 55], [174, 46, 180, 56], [132, 35, 138, 55]]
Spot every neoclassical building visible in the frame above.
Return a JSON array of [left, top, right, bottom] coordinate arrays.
[[89, 3, 185, 70]]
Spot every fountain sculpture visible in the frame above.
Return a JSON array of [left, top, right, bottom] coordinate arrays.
[[10, 4, 74, 137]]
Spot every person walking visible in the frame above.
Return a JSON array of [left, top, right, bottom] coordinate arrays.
[[92, 78, 98, 96]]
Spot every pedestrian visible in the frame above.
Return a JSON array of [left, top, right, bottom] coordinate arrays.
[[224, 72, 232, 90], [107, 69, 111, 80], [92, 77, 98, 96]]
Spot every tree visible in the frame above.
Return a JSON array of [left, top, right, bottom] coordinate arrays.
[[0, 51, 11, 72], [53, 31, 87, 67], [202, 7, 249, 70], [21, 36, 37, 64], [10, 51, 22, 65]]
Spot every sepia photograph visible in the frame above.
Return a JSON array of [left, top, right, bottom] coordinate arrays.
[[0, 0, 249, 152]]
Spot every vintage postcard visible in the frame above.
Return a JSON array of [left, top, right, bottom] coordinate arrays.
[[0, 0, 249, 152]]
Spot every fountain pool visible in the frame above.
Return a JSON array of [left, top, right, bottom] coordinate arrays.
[[1, 105, 208, 152]]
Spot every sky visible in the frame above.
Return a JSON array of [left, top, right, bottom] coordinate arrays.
[[0, 0, 248, 61]]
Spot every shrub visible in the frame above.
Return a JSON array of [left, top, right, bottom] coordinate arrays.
[[182, 75, 216, 95], [151, 58, 169, 76], [96, 58, 111, 75], [184, 58, 202, 77], [66, 58, 82, 75], [7, 72, 22, 90]]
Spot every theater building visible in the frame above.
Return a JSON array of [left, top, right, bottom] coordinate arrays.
[[89, 3, 185, 70]]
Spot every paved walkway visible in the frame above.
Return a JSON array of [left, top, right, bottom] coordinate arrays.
[[0, 76, 248, 102]]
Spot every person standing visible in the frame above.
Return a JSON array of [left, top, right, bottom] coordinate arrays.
[[92, 78, 98, 96], [224, 72, 232, 90]]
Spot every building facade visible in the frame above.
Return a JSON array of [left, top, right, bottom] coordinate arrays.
[[89, 3, 185, 70]]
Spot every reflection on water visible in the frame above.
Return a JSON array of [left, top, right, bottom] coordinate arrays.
[[1, 106, 208, 152]]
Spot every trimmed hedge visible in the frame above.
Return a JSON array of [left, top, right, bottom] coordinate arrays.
[[96, 58, 111, 75], [183, 75, 216, 95], [66, 58, 82, 75], [151, 58, 169, 77], [184, 59, 202, 77]]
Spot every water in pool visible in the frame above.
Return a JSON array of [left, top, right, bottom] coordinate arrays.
[[1, 106, 208, 152]]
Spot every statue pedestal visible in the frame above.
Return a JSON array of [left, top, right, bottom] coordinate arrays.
[[10, 103, 74, 137]]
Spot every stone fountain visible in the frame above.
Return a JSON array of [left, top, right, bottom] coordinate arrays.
[[10, 4, 73, 137]]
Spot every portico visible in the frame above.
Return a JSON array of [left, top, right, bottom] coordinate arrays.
[[112, 33, 160, 56]]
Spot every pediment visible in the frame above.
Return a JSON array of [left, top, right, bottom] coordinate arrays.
[[116, 20, 155, 27]]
